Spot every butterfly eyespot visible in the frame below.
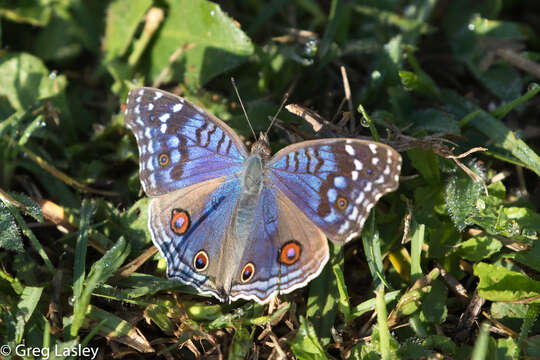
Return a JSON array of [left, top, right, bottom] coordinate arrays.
[[336, 196, 348, 210], [158, 153, 170, 167], [278, 241, 301, 265], [240, 262, 255, 282], [170, 209, 190, 235], [193, 250, 209, 271]]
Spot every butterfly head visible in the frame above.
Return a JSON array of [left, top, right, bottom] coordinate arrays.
[[250, 132, 271, 157]]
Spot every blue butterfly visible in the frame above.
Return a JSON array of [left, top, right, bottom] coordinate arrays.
[[125, 87, 401, 303]]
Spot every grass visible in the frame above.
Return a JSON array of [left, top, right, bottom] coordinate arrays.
[[1, 0, 540, 359]]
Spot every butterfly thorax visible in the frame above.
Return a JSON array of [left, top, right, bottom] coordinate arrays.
[[250, 132, 271, 157]]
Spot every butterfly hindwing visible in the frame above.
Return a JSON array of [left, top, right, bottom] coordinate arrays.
[[125, 87, 248, 196], [229, 186, 329, 303], [269, 139, 402, 244], [149, 175, 242, 301]]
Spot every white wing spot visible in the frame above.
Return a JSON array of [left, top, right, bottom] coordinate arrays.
[[349, 206, 359, 220], [136, 96, 142, 103], [135, 116, 143, 126], [334, 176, 347, 189], [144, 127, 152, 139], [354, 159, 363, 170], [338, 221, 350, 234], [154, 92, 163, 100], [372, 157, 379, 166], [148, 103, 154, 110], [352, 170, 359, 180], [394, 174, 400, 182], [149, 174, 156, 188], [159, 113, 170, 122], [355, 192, 365, 204], [364, 182, 372, 192], [375, 175, 385, 184], [383, 166, 390, 175], [345, 145, 355, 155], [134, 105, 140, 114], [160, 124, 167, 133], [172, 103, 183, 112], [369, 144, 377, 154], [138, 89, 144, 96]]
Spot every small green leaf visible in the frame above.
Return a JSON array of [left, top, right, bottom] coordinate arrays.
[[307, 243, 341, 346], [475, 262, 540, 302], [9, 192, 43, 223], [15, 286, 43, 343], [423, 335, 458, 355], [0, 202, 23, 252], [290, 316, 328, 360], [0, 1, 53, 26], [444, 89, 540, 177], [493, 337, 519, 360], [148, 0, 254, 88], [409, 108, 460, 134], [104, 0, 153, 60], [456, 236, 503, 261], [420, 280, 448, 324], [445, 162, 484, 231], [0, 52, 67, 111], [407, 148, 440, 184], [399, 70, 440, 98], [229, 325, 253, 360], [515, 242, 540, 272]]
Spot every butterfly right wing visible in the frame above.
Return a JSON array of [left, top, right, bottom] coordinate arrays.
[[268, 139, 402, 244], [125, 87, 248, 196]]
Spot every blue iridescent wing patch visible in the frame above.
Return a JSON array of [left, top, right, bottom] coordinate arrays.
[[269, 139, 402, 243], [125, 87, 248, 196]]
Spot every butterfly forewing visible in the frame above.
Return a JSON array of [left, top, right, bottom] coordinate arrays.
[[125, 87, 248, 196], [269, 139, 402, 243]]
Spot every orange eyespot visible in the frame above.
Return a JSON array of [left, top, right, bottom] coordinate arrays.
[[279, 241, 301, 265], [170, 209, 190, 235], [158, 153, 170, 166], [193, 250, 209, 271], [336, 196, 348, 210], [241, 262, 255, 282]]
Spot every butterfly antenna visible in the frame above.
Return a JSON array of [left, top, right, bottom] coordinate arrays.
[[264, 92, 289, 137], [231, 77, 257, 141]]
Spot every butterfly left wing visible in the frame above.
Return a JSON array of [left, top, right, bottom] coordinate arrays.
[[149, 175, 242, 301], [268, 139, 402, 244], [125, 87, 248, 196]]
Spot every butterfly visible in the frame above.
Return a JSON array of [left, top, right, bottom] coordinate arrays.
[[125, 87, 402, 303]]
